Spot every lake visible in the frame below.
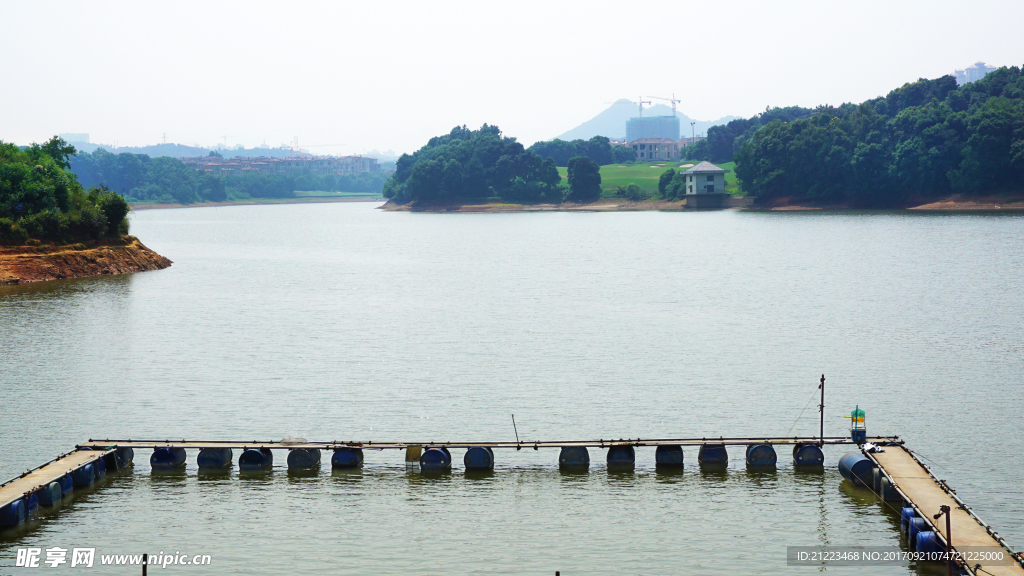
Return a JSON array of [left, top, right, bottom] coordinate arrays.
[[2, 202, 1022, 574]]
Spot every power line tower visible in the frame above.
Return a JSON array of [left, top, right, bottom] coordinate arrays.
[[162, 132, 167, 145]]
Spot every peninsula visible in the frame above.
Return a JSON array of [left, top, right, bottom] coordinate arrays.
[[1, 137, 172, 284]]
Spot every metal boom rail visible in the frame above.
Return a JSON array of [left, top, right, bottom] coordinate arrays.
[[79, 435, 901, 450]]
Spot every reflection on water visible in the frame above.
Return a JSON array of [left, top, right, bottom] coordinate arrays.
[[653, 467, 685, 483], [238, 469, 275, 485], [699, 466, 729, 478], [462, 470, 496, 482], [196, 470, 233, 487], [605, 468, 636, 483], [285, 466, 320, 478], [330, 468, 364, 482], [743, 466, 780, 488], [557, 468, 590, 481]]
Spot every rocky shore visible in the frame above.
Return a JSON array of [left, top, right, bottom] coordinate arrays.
[[0, 236, 172, 285]]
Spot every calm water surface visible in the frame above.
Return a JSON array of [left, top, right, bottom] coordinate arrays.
[[1, 203, 1022, 574]]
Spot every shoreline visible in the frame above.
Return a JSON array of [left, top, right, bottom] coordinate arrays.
[[0, 236, 172, 285], [379, 198, 705, 212], [131, 196, 383, 211], [754, 193, 1024, 212], [379, 194, 1024, 213]]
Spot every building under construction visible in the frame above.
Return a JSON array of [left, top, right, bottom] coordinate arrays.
[[626, 116, 680, 142]]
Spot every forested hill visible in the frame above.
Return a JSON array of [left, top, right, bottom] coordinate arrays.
[[383, 125, 565, 204], [733, 67, 1024, 207]]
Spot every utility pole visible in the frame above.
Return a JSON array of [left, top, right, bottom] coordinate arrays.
[[690, 121, 696, 142], [818, 374, 825, 447], [161, 132, 167, 145]]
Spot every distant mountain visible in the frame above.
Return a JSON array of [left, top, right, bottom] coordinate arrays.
[[553, 99, 740, 142]]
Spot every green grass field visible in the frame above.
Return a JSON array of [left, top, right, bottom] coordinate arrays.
[[557, 161, 742, 198]]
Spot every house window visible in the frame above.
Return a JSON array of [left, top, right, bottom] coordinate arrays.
[[640, 145, 646, 150]]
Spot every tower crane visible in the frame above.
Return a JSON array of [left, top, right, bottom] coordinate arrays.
[[286, 137, 349, 157], [647, 94, 681, 117], [637, 96, 652, 117]]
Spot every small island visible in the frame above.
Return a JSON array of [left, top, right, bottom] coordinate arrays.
[[1, 138, 171, 284]]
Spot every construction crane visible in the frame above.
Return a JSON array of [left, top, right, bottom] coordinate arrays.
[[647, 94, 681, 117], [637, 96, 652, 118], [286, 137, 348, 157]]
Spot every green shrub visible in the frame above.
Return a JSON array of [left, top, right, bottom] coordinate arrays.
[[66, 206, 108, 240], [0, 217, 17, 241], [20, 210, 67, 242], [615, 184, 648, 201], [89, 186, 130, 237]]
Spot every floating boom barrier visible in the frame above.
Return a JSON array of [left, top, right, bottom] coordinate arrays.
[[2, 435, 1023, 574]]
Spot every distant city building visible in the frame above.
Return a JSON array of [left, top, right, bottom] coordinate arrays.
[[626, 116, 680, 141], [59, 133, 89, 143], [180, 155, 379, 176], [630, 138, 679, 161], [954, 62, 998, 85]]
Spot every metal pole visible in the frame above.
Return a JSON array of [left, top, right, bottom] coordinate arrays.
[[945, 506, 953, 576], [934, 505, 952, 576], [818, 375, 825, 447], [142, 553, 147, 576], [512, 414, 521, 451]]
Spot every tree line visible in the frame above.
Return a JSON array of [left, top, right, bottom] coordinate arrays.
[[734, 67, 1024, 206], [1, 137, 130, 243], [70, 149, 387, 205], [383, 125, 603, 205], [681, 106, 814, 162], [527, 136, 635, 166]]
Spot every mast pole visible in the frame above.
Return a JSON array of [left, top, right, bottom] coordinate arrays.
[[818, 374, 825, 447]]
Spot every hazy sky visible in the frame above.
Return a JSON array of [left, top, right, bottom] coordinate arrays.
[[2, 0, 1022, 156]]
